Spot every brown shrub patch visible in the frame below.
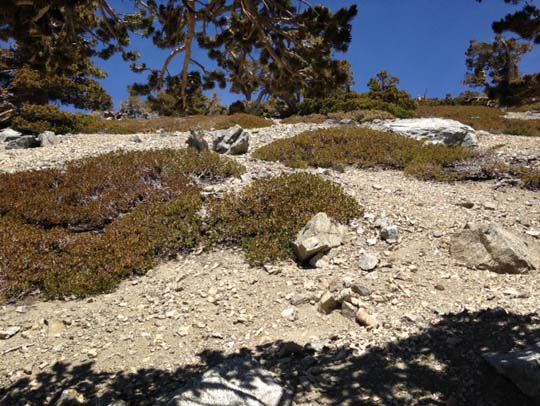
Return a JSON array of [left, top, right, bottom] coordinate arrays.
[[206, 173, 363, 265], [79, 113, 272, 134], [0, 150, 243, 299], [418, 105, 540, 137], [253, 127, 477, 181]]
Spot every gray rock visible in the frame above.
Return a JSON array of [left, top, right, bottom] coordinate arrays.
[[0, 326, 21, 339], [450, 223, 540, 274], [351, 284, 372, 297], [212, 125, 249, 155], [359, 253, 378, 271], [130, 135, 142, 143], [0, 127, 21, 142], [6, 135, 40, 150], [166, 357, 287, 406], [339, 118, 356, 125], [365, 118, 478, 147], [186, 130, 209, 152], [293, 213, 346, 262], [380, 225, 399, 244], [38, 131, 60, 147], [483, 343, 540, 401]]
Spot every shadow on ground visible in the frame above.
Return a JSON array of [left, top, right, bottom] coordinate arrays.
[[1, 308, 539, 405]]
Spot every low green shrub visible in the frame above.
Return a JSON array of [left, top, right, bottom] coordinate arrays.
[[11, 104, 92, 134], [298, 94, 416, 119], [0, 149, 243, 299], [206, 173, 363, 265], [253, 127, 477, 181]]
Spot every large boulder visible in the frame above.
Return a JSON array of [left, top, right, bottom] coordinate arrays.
[[450, 223, 540, 274], [293, 213, 346, 263], [0, 127, 21, 142], [212, 125, 249, 155], [483, 343, 540, 402], [165, 357, 287, 406], [365, 118, 478, 147], [6, 135, 40, 150]]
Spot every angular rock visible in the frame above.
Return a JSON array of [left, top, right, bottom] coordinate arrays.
[[130, 135, 142, 143], [212, 125, 249, 155], [186, 130, 209, 152], [293, 213, 346, 263], [380, 225, 399, 244], [6, 135, 40, 150], [57, 388, 86, 405], [483, 343, 540, 401], [281, 307, 297, 321], [359, 253, 378, 271], [365, 118, 478, 147], [166, 357, 286, 406], [450, 223, 540, 274], [38, 131, 60, 147], [0, 326, 21, 339], [317, 291, 339, 315]]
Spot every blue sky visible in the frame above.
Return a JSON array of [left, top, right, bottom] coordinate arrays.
[[96, 0, 540, 109]]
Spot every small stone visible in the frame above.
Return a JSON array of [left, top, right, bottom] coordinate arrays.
[[47, 320, 66, 336], [177, 326, 190, 337], [456, 201, 475, 209], [526, 230, 540, 238], [366, 238, 377, 246], [359, 253, 378, 271], [434, 284, 445, 291], [317, 291, 339, 315], [380, 225, 399, 244], [281, 307, 298, 321], [355, 309, 378, 328], [130, 135, 142, 143], [433, 230, 444, 238], [351, 284, 372, 297], [57, 388, 86, 405], [372, 184, 383, 190], [483, 202, 497, 211], [0, 326, 21, 339]]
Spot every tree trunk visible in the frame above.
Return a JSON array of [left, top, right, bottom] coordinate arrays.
[[181, 0, 196, 112]]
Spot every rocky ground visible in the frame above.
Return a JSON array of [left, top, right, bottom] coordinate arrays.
[[1, 122, 540, 405]]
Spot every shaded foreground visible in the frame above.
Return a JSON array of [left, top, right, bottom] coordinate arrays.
[[1, 309, 538, 405]]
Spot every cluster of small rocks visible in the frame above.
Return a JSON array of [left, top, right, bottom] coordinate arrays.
[[187, 125, 249, 155], [0, 128, 61, 150]]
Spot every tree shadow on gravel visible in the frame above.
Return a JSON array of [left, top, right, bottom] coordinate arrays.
[[1, 308, 539, 405]]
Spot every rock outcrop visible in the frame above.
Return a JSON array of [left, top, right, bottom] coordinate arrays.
[[212, 125, 249, 155], [365, 118, 478, 147], [483, 343, 540, 402], [293, 213, 346, 263], [450, 223, 540, 274], [166, 357, 286, 406]]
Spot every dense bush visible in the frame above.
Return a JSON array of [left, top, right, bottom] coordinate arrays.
[[11, 104, 93, 134], [297, 94, 415, 119], [418, 105, 540, 137], [0, 149, 243, 299], [253, 128, 478, 181], [207, 173, 363, 265]]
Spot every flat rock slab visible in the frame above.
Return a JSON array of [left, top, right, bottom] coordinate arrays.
[[483, 343, 540, 401], [365, 118, 478, 147], [165, 357, 288, 406]]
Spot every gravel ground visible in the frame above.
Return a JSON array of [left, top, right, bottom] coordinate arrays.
[[1, 123, 539, 405]]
